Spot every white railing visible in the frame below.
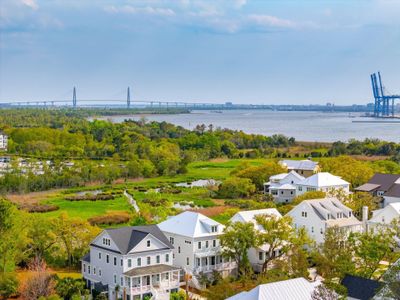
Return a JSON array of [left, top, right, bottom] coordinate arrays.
[[194, 261, 236, 274]]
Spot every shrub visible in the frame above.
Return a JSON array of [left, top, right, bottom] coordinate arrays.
[[0, 273, 19, 299], [88, 212, 131, 226], [19, 204, 59, 213], [65, 194, 114, 201]]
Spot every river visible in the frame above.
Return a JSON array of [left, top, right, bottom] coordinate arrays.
[[100, 110, 400, 142]]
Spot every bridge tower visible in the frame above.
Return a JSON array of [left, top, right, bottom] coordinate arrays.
[[127, 87, 131, 109], [73, 87, 77, 108]]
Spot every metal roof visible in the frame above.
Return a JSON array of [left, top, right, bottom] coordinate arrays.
[[124, 264, 180, 277]]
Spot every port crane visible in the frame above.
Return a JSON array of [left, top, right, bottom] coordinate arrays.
[[370, 72, 400, 117]]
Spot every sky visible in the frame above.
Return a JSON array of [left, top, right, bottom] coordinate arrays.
[[0, 0, 399, 105]]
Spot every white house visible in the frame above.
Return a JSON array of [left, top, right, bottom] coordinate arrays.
[[158, 211, 236, 280], [230, 209, 283, 273], [81, 225, 180, 300], [279, 159, 320, 177], [264, 171, 305, 203], [287, 197, 362, 244], [0, 132, 8, 151], [227, 277, 321, 300], [368, 203, 400, 246], [295, 172, 350, 196]]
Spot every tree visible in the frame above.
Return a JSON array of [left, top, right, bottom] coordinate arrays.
[[0, 273, 19, 299], [0, 199, 28, 272], [220, 221, 258, 276], [27, 214, 57, 261], [217, 177, 256, 199], [234, 162, 286, 190], [311, 284, 340, 300], [52, 213, 100, 267], [292, 191, 326, 205], [255, 215, 311, 275], [379, 260, 400, 299], [21, 258, 56, 300], [349, 226, 397, 279], [313, 226, 355, 280], [345, 192, 380, 220]]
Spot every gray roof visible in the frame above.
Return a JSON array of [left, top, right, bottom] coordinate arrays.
[[280, 159, 318, 171], [355, 183, 381, 192], [82, 252, 90, 263], [124, 264, 180, 277], [385, 184, 400, 198], [365, 173, 400, 191], [104, 225, 173, 255]]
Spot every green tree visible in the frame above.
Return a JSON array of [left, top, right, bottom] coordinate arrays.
[[292, 191, 326, 205], [220, 221, 258, 276], [217, 177, 256, 199], [234, 162, 286, 190], [55, 277, 87, 300], [27, 214, 57, 261], [313, 226, 355, 280], [0, 199, 28, 272]]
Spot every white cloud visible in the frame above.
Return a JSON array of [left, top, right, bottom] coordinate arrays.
[[104, 5, 175, 17], [247, 14, 297, 29], [21, 0, 38, 10], [233, 0, 247, 9]]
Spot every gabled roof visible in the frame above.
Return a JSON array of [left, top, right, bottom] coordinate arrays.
[[101, 225, 172, 254], [280, 159, 318, 171], [278, 183, 296, 190], [369, 202, 400, 224], [231, 208, 282, 223], [341, 275, 382, 300], [227, 277, 321, 300], [355, 183, 381, 192], [269, 173, 288, 180], [158, 211, 223, 238], [297, 172, 349, 187], [363, 173, 400, 192]]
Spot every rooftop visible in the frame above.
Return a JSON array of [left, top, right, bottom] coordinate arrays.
[[227, 277, 321, 300], [124, 264, 180, 277], [158, 211, 223, 238], [297, 172, 349, 187], [96, 225, 172, 255], [341, 274, 382, 300], [279, 159, 318, 171]]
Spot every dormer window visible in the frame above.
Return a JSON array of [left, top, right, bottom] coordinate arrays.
[[348, 212, 351, 217], [211, 225, 218, 233], [301, 211, 307, 218], [102, 238, 111, 246], [147, 240, 151, 247]]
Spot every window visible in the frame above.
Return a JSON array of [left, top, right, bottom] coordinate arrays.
[[178, 247, 181, 253], [147, 256, 151, 265], [88, 266, 91, 274], [186, 257, 189, 265], [165, 254, 169, 263], [298, 186, 303, 191], [348, 212, 352, 217], [169, 237, 174, 244], [137, 258, 141, 266], [106, 255, 109, 263], [120, 277, 123, 286], [114, 275, 117, 284], [281, 191, 284, 195], [147, 240, 151, 247], [166, 273, 169, 280], [98, 252, 102, 259], [290, 191, 294, 195], [99, 269, 102, 276], [211, 225, 218, 233], [83, 264, 86, 273], [102, 238, 111, 246], [185, 240, 192, 244], [121, 259, 123, 266], [156, 255, 160, 264], [198, 242, 201, 249], [206, 241, 209, 248], [311, 226, 314, 233], [320, 228, 323, 234], [128, 259, 132, 268], [301, 211, 307, 218], [94, 267, 96, 275], [259, 252, 263, 261], [114, 257, 117, 266], [271, 190, 278, 195], [213, 240, 216, 247], [196, 258, 200, 267]]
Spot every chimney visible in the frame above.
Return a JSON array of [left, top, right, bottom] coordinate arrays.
[[362, 206, 369, 222]]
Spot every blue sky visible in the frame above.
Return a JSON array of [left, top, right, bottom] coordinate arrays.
[[0, 0, 399, 104]]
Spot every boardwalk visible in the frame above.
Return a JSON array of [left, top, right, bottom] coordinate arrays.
[[123, 190, 140, 213]]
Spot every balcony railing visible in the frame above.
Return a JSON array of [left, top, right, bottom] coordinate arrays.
[[128, 280, 180, 295], [193, 262, 236, 274]]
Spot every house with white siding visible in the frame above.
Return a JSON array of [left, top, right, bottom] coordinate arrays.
[[158, 211, 236, 280], [0, 132, 8, 151], [230, 209, 283, 273], [287, 197, 362, 244], [264, 171, 305, 203], [368, 203, 400, 246], [295, 172, 350, 196], [81, 225, 180, 300]]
